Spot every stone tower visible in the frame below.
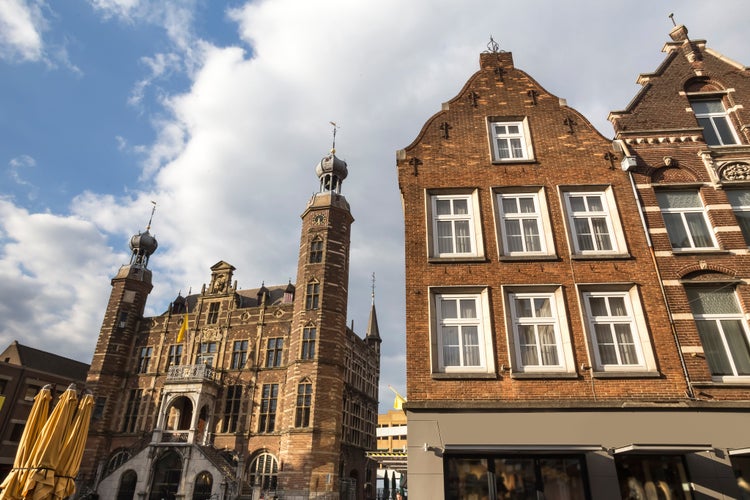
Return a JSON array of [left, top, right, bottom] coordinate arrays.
[[80, 225, 158, 483], [279, 148, 355, 494]]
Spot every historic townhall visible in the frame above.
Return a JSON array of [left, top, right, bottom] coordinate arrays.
[[77, 146, 382, 499]]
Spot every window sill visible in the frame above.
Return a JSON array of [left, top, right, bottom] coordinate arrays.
[[491, 158, 538, 165], [510, 371, 578, 379], [669, 248, 728, 256], [428, 256, 488, 263], [592, 371, 662, 379], [570, 253, 632, 261], [432, 372, 498, 380], [499, 255, 559, 262]]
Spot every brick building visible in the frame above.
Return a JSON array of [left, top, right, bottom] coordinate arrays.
[[0, 341, 89, 481], [397, 30, 750, 499], [79, 149, 381, 499]]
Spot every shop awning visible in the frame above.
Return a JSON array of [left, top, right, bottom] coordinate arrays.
[[610, 444, 713, 454], [442, 444, 604, 453]]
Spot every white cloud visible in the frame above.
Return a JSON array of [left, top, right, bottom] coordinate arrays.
[[0, 0, 45, 62]]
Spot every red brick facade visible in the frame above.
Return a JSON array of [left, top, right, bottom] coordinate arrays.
[[400, 30, 750, 499]]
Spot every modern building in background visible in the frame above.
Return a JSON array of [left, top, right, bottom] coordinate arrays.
[[0, 341, 89, 481], [78, 149, 381, 499], [398, 28, 750, 499], [368, 410, 407, 498]]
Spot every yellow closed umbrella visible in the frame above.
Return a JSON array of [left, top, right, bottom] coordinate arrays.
[[0, 386, 52, 500], [52, 392, 94, 499], [21, 384, 78, 500]]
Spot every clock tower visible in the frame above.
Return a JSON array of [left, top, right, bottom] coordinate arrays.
[[279, 147, 355, 493]]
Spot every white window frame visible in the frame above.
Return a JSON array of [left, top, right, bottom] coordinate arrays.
[[655, 190, 717, 250], [726, 190, 750, 247], [426, 190, 484, 259], [690, 98, 739, 147], [504, 286, 575, 375], [578, 285, 657, 374], [488, 118, 533, 162], [686, 286, 750, 382], [430, 288, 494, 374], [561, 187, 627, 256], [495, 188, 555, 257]]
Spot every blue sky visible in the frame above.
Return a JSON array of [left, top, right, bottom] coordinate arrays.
[[1, 0, 749, 413]]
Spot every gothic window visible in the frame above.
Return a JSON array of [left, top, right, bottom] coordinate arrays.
[[207, 302, 220, 324], [295, 381, 313, 427], [221, 385, 242, 433], [309, 237, 324, 263], [116, 470, 137, 500], [231, 340, 248, 369], [137, 347, 152, 373], [122, 389, 142, 433], [305, 280, 320, 310], [193, 471, 213, 500], [265, 338, 283, 367], [258, 384, 278, 433], [301, 326, 316, 360]]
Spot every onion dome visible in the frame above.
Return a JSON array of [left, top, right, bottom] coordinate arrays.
[[129, 230, 158, 267], [315, 150, 348, 194]]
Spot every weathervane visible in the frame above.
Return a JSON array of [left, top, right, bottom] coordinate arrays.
[[484, 36, 501, 54], [371, 272, 376, 302], [329, 121, 340, 153], [146, 200, 157, 231], [668, 13, 676, 26]]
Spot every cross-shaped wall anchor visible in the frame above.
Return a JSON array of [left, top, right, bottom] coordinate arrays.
[[408, 157, 423, 176], [494, 67, 504, 81], [527, 89, 538, 105], [563, 117, 577, 134], [468, 91, 479, 108], [603, 152, 617, 169], [439, 122, 453, 139]]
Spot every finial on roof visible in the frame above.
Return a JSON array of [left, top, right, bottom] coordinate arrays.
[[329, 121, 339, 154], [146, 200, 157, 231], [668, 13, 676, 27], [484, 36, 501, 54], [371, 272, 376, 303]]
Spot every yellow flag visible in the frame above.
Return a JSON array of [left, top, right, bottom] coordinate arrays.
[[393, 394, 406, 410], [176, 313, 188, 342]]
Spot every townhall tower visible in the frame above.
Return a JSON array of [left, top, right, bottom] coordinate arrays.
[[80, 148, 381, 500]]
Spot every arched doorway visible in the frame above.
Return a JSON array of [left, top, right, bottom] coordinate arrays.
[[117, 470, 137, 500], [193, 471, 213, 500], [166, 396, 193, 431], [149, 450, 182, 500], [247, 452, 279, 497]]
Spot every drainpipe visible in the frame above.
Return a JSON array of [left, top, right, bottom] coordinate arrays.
[[619, 140, 695, 399]]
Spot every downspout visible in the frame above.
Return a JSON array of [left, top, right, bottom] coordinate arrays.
[[619, 139, 695, 399]]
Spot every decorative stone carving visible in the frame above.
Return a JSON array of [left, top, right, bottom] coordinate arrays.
[[720, 162, 750, 181], [198, 326, 223, 342]]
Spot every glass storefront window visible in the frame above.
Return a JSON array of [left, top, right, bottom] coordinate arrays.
[[444, 454, 588, 500], [614, 455, 692, 500]]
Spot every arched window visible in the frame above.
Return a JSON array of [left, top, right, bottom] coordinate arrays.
[[108, 449, 131, 474], [248, 452, 278, 492], [149, 451, 182, 500], [117, 470, 137, 500], [193, 471, 213, 500], [295, 379, 313, 427]]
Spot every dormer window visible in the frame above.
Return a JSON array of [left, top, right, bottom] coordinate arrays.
[[690, 99, 739, 146]]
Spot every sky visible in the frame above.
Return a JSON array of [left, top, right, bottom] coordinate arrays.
[[1, 0, 749, 413]]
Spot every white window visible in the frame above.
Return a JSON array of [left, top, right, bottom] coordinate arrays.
[[690, 99, 739, 146], [655, 190, 715, 250], [726, 190, 750, 246], [562, 189, 625, 255], [489, 119, 532, 161], [686, 286, 750, 380], [505, 288, 574, 374], [431, 289, 494, 374], [428, 192, 483, 259], [497, 191, 553, 256], [580, 287, 656, 373]]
